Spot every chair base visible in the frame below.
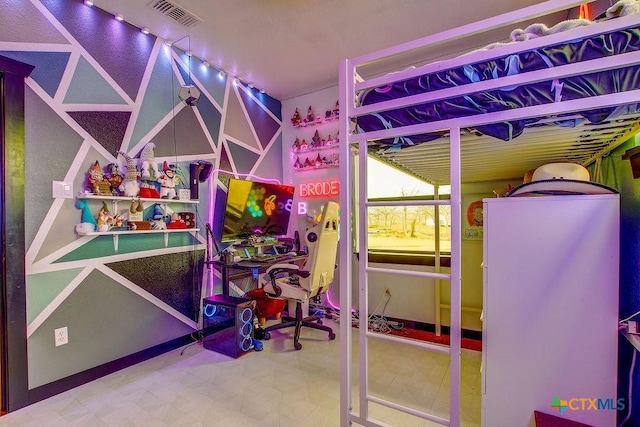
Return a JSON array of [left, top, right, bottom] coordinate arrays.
[[263, 301, 335, 350]]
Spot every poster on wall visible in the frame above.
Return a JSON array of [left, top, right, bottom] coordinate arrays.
[[462, 195, 485, 240]]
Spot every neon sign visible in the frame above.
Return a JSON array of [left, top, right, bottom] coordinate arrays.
[[299, 180, 340, 198]]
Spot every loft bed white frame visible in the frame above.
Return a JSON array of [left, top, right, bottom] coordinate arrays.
[[337, 0, 640, 425]]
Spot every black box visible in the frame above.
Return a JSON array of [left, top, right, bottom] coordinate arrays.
[[202, 295, 256, 358]]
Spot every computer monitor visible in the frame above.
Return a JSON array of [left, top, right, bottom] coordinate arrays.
[[221, 178, 295, 242]]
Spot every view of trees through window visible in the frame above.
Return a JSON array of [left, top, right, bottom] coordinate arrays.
[[367, 157, 451, 253]]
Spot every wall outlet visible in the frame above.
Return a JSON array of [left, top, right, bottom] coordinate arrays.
[[54, 326, 68, 346]]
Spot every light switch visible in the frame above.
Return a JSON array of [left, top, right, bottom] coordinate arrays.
[[52, 181, 73, 199]]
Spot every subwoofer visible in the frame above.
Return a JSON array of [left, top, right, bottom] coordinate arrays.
[[202, 295, 255, 358]]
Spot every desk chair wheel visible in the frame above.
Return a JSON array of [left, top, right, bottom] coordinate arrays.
[[329, 331, 336, 340], [263, 331, 271, 340], [294, 342, 302, 350], [317, 319, 323, 325]]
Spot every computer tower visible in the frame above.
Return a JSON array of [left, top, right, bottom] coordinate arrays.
[[202, 295, 255, 358]]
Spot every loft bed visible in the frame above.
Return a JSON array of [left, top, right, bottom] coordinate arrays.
[[337, 0, 640, 426]]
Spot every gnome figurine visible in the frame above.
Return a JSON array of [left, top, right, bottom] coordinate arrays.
[[118, 151, 140, 197]]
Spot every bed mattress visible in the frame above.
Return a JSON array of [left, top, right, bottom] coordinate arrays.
[[356, 22, 640, 148]]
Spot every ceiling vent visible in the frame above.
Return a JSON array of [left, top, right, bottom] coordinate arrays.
[[148, 0, 203, 27]]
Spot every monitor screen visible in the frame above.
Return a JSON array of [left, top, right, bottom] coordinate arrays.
[[221, 178, 295, 242]]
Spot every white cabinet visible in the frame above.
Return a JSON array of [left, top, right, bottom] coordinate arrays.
[[482, 194, 619, 427]]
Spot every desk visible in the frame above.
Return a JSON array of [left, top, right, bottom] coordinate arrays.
[[211, 254, 307, 296]]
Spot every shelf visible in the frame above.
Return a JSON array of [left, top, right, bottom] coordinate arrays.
[[77, 194, 199, 204], [292, 115, 339, 128], [293, 164, 339, 172], [292, 144, 339, 153], [78, 228, 200, 251]]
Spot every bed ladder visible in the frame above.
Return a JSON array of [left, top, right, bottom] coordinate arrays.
[[339, 61, 463, 427]]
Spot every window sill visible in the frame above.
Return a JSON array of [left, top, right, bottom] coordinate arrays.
[[363, 251, 451, 267]]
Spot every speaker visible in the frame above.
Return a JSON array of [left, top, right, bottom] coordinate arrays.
[[189, 161, 214, 199], [202, 295, 255, 358]]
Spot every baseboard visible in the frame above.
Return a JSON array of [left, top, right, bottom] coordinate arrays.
[[384, 316, 482, 342], [27, 334, 196, 406]]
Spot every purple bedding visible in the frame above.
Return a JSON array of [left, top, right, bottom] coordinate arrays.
[[356, 25, 640, 149]]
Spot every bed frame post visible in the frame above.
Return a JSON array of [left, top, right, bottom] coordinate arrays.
[[338, 58, 353, 427], [449, 126, 462, 427]]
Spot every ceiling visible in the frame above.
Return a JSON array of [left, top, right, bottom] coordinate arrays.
[[90, 0, 555, 101]]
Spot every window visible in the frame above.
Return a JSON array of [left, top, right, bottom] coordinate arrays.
[[366, 157, 451, 254]]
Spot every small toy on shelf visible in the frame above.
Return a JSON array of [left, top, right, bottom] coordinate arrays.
[[118, 152, 140, 197], [139, 181, 160, 199], [292, 137, 301, 152], [291, 108, 302, 127], [326, 134, 334, 147], [299, 138, 308, 151], [303, 157, 313, 168], [104, 162, 123, 196], [158, 161, 179, 199], [166, 212, 187, 229], [311, 130, 322, 148], [139, 142, 159, 181], [314, 153, 323, 167], [304, 106, 314, 125], [332, 153, 339, 165], [74, 199, 97, 234], [96, 203, 113, 232], [294, 156, 303, 169], [87, 161, 111, 195]]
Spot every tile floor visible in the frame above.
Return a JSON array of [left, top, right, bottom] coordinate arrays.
[[0, 320, 481, 427]]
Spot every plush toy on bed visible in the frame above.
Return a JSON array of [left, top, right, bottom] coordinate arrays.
[[606, 0, 640, 18], [510, 18, 592, 42]]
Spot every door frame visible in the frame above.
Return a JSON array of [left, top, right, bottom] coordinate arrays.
[[1, 55, 34, 412]]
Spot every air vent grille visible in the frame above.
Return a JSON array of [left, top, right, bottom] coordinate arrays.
[[148, 0, 203, 27]]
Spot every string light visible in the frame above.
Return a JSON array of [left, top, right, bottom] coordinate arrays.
[[114, 13, 124, 22], [83, 0, 94, 6], [141, 27, 150, 35]]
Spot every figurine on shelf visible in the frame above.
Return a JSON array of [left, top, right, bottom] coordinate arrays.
[[335, 130, 340, 144], [139, 142, 159, 181], [87, 161, 111, 196], [158, 161, 179, 199], [294, 156, 303, 170], [315, 114, 323, 124], [291, 108, 302, 127], [323, 156, 330, 165], [332, 153, 339, 165], [118, 151, 140, 197], [299, 138, 308, 151], [332, 100, 339, 118], [311, 130, 322, 148], [315, 153, 323, 168], [303, 157, 313, 168], [303, 106, 314, 125], [326, 134, 334, 147], [104, 162, 124, 196], [292, 137, 301, 152]]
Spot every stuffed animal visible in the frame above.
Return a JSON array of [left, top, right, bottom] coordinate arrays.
[[606, 0, 640, 18], [158, 161, 179, 199], [87, 161, 111, 195], [96, 207, 112, 232], [74, 199, 97, 234], [139, 142, 159, 181], [105, 163, 124, 196], [118, 152, 140, 197], [510, 18, 591, 42]]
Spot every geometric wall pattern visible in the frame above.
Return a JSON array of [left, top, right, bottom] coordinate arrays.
[[5, 0, 282, 389]]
